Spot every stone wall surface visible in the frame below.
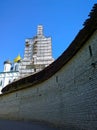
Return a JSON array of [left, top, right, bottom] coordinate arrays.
[[0, 30, 97, 129]]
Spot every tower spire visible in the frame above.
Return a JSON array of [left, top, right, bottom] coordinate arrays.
[[37, 25, 43, 36]]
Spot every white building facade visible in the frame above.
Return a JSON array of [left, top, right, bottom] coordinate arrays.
[[0, 60, 20, 93], [0, 25, 54, 93]]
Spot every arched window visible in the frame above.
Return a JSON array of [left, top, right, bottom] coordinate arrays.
[[15, 64, 19, 71]]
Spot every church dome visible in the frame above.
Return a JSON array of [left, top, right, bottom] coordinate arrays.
[[14, 54, 22, 63], [4, 60, 11, 64]]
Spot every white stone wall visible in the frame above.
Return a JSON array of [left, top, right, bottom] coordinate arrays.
[[0, 30, 97, 129], [0, 72, 19, 93]]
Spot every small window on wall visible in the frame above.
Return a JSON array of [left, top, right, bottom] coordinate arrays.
[[89, 45, 93, 57], [34, 68, 36, 72], [9, 80, 11, 84], [0, 80, 2, 86]]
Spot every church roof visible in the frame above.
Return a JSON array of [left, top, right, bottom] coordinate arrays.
[[2, 4, 97, 93]]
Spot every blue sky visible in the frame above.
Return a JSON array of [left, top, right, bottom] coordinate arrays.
[[0, 0, 96, 71]]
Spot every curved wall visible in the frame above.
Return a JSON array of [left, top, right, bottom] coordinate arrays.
[[0, 30, 97, 129]]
